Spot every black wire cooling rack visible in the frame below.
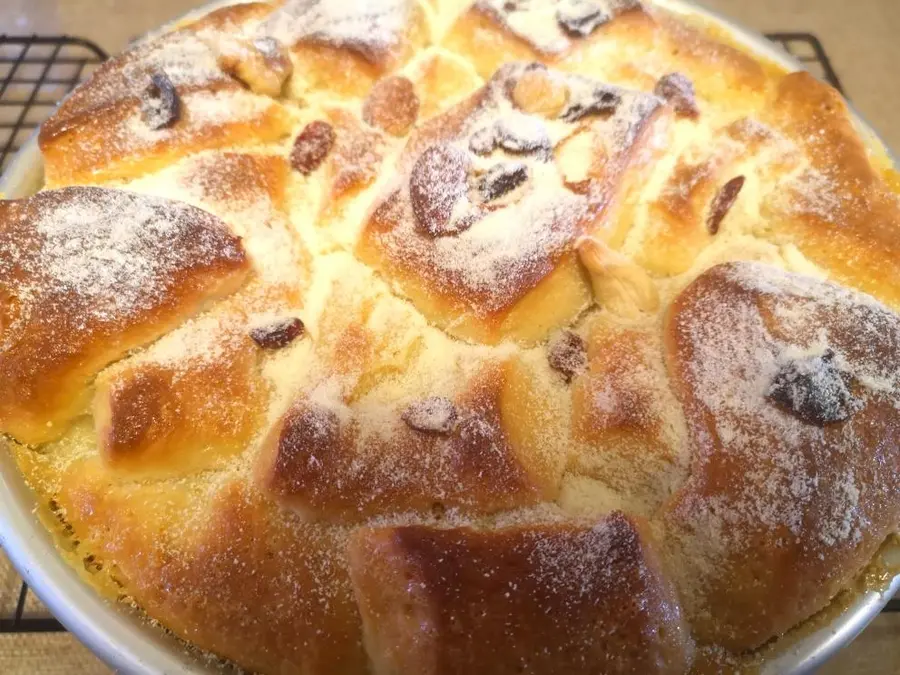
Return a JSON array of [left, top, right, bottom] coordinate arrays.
[[0, 35, 108, 173], [0, 30, 895, 639]]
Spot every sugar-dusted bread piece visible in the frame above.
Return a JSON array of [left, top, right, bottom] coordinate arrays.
[[348, 511, 694, 675], [312, 106, 390, 236], [255, 257, 567, 520], [358, 61, 671, 344], [0, 187, 249, 444], [53, 468, 367, 675], [91, 151, 312, 476], [443, 0, 767, 104], [758, 72, 900, 309], [570, 323, 688, 507], [125, 151, 311, 305], [257, 358, 564, 521], [443, 0, 650, 78], [39, 24, 292, 187], [664, 261, 900, 650], [93, 313, 267, 476], [260, 0, 431, 99], [634, 116, 799, 276]]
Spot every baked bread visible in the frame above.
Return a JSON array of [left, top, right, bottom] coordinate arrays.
[[3, 0, 900, 672]]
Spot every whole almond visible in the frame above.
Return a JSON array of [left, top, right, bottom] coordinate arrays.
[[513, 67, 569, 118], [363, 75, 420, 137]]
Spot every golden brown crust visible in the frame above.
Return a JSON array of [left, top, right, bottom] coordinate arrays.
[[257, 360, 565, 521], [0, 187, 249, 444], [358, 61, 671, 345], [184, 1, 276, 33], [40, 88, 292, 187], [758, 72, 900, 309], [94, 329, 266, 476], [348, 511, 694, 675], [55, 472, 367, 675], [445, 1, 652, 78], [664, 261, 900, 650], [270, 0, 430, 99], [38, 20, 294, 187]]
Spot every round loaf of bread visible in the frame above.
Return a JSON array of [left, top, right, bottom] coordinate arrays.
[[2, 0, 900, 672]]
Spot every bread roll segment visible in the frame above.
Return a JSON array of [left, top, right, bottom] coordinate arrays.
[[348, 511, 693, 675], [0, 186, 249, 444], [664, 261, 900, 650], [3, 0, 900, 673]]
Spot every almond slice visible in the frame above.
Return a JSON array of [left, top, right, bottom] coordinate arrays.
[[578, 236, 659, 318]]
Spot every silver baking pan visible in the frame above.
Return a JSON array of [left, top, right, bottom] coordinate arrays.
[[1, 1, 898, 673]]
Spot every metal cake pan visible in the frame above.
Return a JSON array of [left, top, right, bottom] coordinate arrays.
[[1, 1, 898, 673]]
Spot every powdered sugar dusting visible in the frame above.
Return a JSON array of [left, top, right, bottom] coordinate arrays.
[[260, 0, 412, 63], [476, 0, 641, 56], [54, 30, 229, 123], [379, 166, 587, 314], [0, 187, 244, 332], [527, 516, 624, 596], [366, 62, 662, 317], [671, 261, 900, 555], [779, 169, 846, 221], [124, 89, 275, 147]]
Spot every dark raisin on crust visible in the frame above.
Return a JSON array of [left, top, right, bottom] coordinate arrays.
[[291, 121, 336, 175], [140, 71, 180, 130], [706, 175, 745, 234], [548, 330, 588, 383], [410, 144, 477, 237], [766, 349, 859, 425], [654, 72, 700, 118], [402, 397, 458, 434], [250, 317, 306, 349], [477, 162, 529, 202], [556, 0, 611, 37], [560, 86, 621, 123]]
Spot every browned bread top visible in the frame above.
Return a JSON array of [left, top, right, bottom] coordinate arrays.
[[0, 186, 249, 444], [348, 511, 693, 675], [665, 261, 900, 650], [5, 1, 900, 674]]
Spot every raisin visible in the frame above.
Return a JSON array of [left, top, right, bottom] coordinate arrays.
[[469, 125, 497, 155], [363, 75, 420, 137], [410, 144, 475, 237], [402, 397, 458, 434], [560, 86, 621, 122], [706, 176, 745, 235], [556, 0, 610, 37], [291, 121, 336, 175], [654, 72, 699, 118], [140, 71, 180, 130], [250, 317, 306, 349], [477, 162, 529, 202], [766, 349, 858, 425], [495, 115, 552, 158], [548, 330, 587, 383]]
